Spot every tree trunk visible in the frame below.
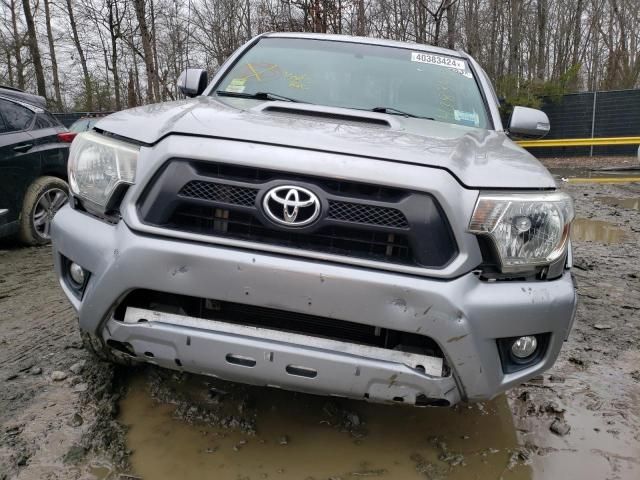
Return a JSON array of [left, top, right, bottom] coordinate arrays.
[[536, 0, 547, 80], [110, 36, 121, 110], [133, 0, 156, 103], [150, 0, 161, 101], [43, 0, 62, 109], [446, 0, 456, 49], [508, 0, 522, 77], [6, 50, 14, 86], [8, 0, 23, 88], [21, 0, 46, 98], [107, 2, 121, 110], [572, 0, 584, 66], [127, 70, 137, 108], [66, 0, 93, 110], [356, 0, 365, 36], [488, 0, 498, 79]]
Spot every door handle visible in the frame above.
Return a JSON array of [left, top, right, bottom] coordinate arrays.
[[13, 143, 33, 153]]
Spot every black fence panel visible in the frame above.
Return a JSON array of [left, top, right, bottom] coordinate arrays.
[[531, 89, 640, 158], [592, 90, 640, 156]]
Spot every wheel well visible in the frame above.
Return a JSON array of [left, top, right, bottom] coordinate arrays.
[[41, 170, 68, 182]]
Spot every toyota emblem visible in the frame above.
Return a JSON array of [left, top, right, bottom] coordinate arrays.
[[262, 185, 321, 227]]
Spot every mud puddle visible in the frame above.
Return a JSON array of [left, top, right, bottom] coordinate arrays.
[[510, 350, 640, 480], [597, 196, 640, 211], [119, 370, 531, 479], [571, 218, 627, 244]]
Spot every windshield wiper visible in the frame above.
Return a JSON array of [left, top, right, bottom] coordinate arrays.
[[371, 106, 434, 120], [216, 90, 305, 103]]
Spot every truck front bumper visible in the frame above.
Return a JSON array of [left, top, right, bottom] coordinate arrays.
[[51, 205, 577, 405]]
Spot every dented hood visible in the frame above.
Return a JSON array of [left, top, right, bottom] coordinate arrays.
[[95, 96, 556, 189]]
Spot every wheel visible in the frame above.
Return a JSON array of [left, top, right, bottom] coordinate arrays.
[[81, 330, 135, 366], [18, 176, 69, 245]]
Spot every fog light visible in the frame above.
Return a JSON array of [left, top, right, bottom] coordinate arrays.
[[69, 262, 86, 285], [511, 336, 538, 358]]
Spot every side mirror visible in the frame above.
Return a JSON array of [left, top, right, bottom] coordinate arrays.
[[508, 106, 550, 138], [177, 68, 208, 97]]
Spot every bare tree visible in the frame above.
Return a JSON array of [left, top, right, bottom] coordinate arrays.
[[65, 0, 93, 109], [21, 0, 46, 98], [133, 0, 157, 103], [43, 0, 62, 108], [1, 0, 638, 110]]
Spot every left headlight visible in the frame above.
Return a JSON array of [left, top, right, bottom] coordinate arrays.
[[468, 191, 574, 272], [68, 131, 139, 210]]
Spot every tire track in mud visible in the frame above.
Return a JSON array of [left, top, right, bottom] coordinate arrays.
[[0, 245, 127, 480]]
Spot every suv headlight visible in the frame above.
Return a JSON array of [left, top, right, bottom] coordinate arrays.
[[469, 192, 574, 272], [68, 131, 139, 210]]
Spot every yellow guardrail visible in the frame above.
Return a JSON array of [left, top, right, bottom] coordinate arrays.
[[566, 176, 640, 184], [517, 136, 640, 148]]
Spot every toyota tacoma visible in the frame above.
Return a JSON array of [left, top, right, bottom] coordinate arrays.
[[51, 33, 577, 406]]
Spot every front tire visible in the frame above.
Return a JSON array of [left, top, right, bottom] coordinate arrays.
[[19, 176, 69, 245]]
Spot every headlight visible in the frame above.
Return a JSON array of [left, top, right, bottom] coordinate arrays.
[[68, 131, 139, 210], [468, 192, 574, 272]]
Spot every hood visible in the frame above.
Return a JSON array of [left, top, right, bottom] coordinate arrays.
[[95, 96, 555, 189]]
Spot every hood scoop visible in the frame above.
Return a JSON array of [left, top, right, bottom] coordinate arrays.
[[256, 102, 395, 129]]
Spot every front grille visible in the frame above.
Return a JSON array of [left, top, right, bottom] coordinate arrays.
[[169, 204, 412, 264], [328, 200, 408, 228], [179, 180, 409, 229], [179, 181, 258, 207], [138, 160, 457, 268]]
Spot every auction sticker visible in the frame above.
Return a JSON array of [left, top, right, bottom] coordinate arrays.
[[225, 78, 246, 93], [411, 52, 465, 71]]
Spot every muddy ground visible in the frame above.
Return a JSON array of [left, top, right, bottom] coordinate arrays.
[[1, 177, 639, 480], [540, 155, 639, 170]]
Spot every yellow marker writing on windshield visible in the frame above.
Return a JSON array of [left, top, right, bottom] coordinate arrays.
[[247, 63, 261, 81]]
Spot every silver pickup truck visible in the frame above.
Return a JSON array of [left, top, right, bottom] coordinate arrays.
[[51, 33, 577, 407]]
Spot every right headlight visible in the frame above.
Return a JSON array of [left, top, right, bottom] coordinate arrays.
[[468, 192, 574, 272], [68, 131, 139, 211]]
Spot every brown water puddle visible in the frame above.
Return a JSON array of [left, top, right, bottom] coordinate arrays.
[[598, 196, 640, 211], [571, 218, 627, 244], [119, 373, 531, 480], [511, 351, 640, 480], [119, 363, 640, 480]]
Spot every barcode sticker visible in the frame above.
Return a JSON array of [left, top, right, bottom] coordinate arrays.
[[411, 52, 466, 71]]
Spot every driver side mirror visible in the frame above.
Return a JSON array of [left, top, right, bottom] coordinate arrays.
[[177, 68, 208, 98], [508, 106, 550, 139]]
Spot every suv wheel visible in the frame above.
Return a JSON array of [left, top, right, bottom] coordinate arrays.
[[19, 176, 69, 245]]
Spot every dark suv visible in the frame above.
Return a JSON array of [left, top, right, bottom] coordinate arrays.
[[0, 87, 69, 245]]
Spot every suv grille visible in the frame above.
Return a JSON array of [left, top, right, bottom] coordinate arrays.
[[179, 180, 409, 229], [180, 181, 258, 207], [170, 205, 413, 264], [328, 200, 408, 228], [138, 160, 457, 268]]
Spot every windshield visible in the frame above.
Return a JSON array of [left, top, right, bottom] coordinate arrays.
[[70, 118, 99, 133], [214, 38, 491, 129], [69, 119, 90, 132]]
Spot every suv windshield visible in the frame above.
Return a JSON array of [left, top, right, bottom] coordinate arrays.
[[214, 37, 490, 129]]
